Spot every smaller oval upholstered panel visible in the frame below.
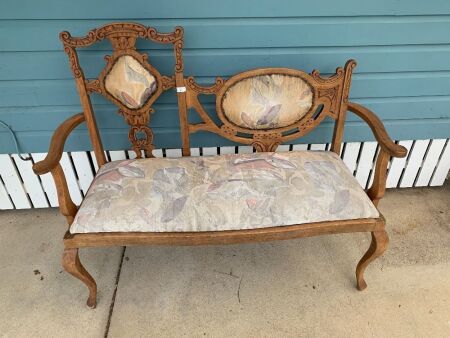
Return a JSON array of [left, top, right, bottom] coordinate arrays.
[[104, 55, 157, 109], [221, 74, 313, 130]]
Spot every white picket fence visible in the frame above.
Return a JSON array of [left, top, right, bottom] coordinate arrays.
[[0, 139, 449, 210]]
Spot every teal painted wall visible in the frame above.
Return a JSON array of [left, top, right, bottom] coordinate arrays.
[[1, 0, 450, 153]]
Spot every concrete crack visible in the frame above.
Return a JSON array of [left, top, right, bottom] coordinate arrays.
[[104, 246, 126, 338]]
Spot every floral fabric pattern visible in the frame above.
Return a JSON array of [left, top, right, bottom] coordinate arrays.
[[70, 151, 379, 234], [104, 55, 157, 109], [221, 74, 313, 129]]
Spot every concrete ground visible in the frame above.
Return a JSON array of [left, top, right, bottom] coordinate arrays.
[[0, 183, 449, 338]]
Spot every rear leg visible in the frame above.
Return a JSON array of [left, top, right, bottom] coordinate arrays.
[[62, 248, 97, 308], [356, 230, 389, 291]]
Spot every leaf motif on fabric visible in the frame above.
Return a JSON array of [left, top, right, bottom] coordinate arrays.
[[241, 111, 255, 128], [153, 168, 170, 183], [299, 88, 311, 100], [124, 57, 150, 87], [118, 165, 145, 178], [251, 80, 270, 105], [120, 91, 139, 108], [245, 198, 271, 211], [232, 158, 275, 170], [329, 190, 350, 214], [260, 75, 271, 88], [304, 161, 332, 181], [256, 104, 281, 126], [207, 181, 224, 192], [96, 169, 122, 181], [161, 196, 188, 223], [246, 198, 259, 209], [153, 167, 186, 183], [98, 198, 111, 210], [270, 155, 297, 169], [102, 182, 124, 191]]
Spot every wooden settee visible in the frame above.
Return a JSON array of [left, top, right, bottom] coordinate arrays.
[[33, 23, 407, 308]]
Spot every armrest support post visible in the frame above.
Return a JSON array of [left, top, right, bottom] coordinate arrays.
[[367, 150, 390, 207], [32, 113, 84, 225], [51, 164, 78, 224], [347, 102, 407, 206]]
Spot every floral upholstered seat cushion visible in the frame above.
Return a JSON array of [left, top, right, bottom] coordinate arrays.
[[70, 151, 379, 234], [221, 74, 313, 129], [104, 55, 157, 109]]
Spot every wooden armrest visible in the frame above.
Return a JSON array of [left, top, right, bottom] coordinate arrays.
[[347, 102, 407, 158], [33, 113, 85, 175]]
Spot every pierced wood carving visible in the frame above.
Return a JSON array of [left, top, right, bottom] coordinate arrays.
[[252, 132, 283, 152], [60, 23, 185, 158], [182, 63, 356, 153], [186, 76, 225, 94]]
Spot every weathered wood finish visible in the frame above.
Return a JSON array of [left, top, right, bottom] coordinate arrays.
[[356, 230, 389, 291], [183, 61, 356, 153], [32, 113, 85, 175], [62, 248, 97, 308], [347, 102, 407, 157], [64, 217, 385, 248], [32, 113, 84, 224], [51, 164, 78, 225], [60, 23, 184, 159], [347, 101, 408, 206], [32, 23, 409, 307], [331, 60, 356, 154]]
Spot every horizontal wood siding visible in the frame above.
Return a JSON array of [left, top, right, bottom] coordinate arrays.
[[1, 1, 450, 153]]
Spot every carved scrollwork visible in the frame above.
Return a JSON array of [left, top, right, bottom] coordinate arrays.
[[63, 46, 83, 78], [253, 132, 282, 140], [85, 79, 102, 94], [108, 36, 137, 50], [60, 23, 182, 54], [252, 141, 281, 152], [220, 125, 237, 136], [174, 40, 184, 72], [186, 76, 225, 94], [298, 117, 317, 133], [252, 132, 282, 152], [318, 87, 339, 117], [60, 30, 97, 47], [318, 87, 337, 101], [183, 62, 359, 154], [161, 75, 176, 90], [61, 23, 147, 49], [147, 26, 183, 43], [252, 140, 281, 152], [60, 23, 185, 160], [118, 109, 155, 158], [311, 67, 344, 84], [119, 109, 151, 126], [128, 125, 154, 158], [96, 23, 147, 40]]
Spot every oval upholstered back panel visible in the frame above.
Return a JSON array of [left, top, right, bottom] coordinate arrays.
[[221, 74, 313, 130]]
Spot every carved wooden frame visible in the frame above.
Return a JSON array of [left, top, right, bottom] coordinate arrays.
[[33, 23, 408, 309], [180, 60, 356, 155], [60, 22, 183, 160]]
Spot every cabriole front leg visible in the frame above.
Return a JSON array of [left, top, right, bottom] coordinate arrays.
[[62, 248, 98, 308], [356, 230, 389, 290]]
